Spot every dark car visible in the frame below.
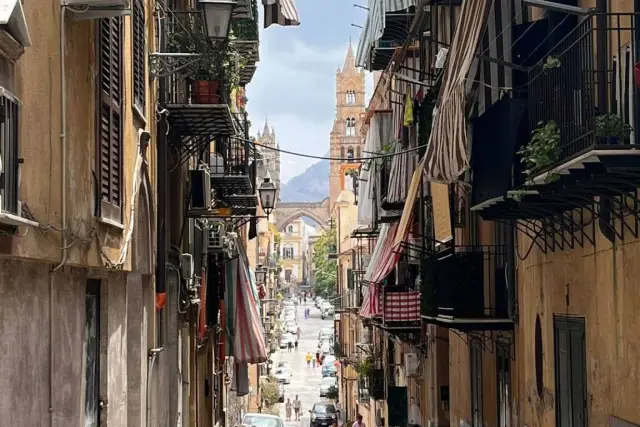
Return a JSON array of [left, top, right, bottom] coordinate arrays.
[[309, 402, 337, 427]]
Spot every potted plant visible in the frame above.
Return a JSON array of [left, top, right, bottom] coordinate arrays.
[[596, 113, 632, 144], [517, 120, 561, 182], [167, 16, 240, 104]]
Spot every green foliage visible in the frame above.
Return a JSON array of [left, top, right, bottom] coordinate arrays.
[[344, 168, 359, 178], [312, 227, 338, 297], [231, 0, 259, 41], [351, 355, 374, 376], [326, 385, 339, 400], [260, 377, 281, 407], [595, 114, 632, 140], [517, 121, 561, 181]]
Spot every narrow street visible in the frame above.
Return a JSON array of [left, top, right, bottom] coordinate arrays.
[[274, 302, 334, 427]]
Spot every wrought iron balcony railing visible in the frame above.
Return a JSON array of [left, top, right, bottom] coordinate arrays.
[[421, 245, 514, 331]]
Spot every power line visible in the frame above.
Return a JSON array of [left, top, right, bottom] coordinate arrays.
[[237, 136, 426, 162]]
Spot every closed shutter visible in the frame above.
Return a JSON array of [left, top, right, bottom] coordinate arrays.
[[132, 0, 146, 110], [98, 17, 123, 222]]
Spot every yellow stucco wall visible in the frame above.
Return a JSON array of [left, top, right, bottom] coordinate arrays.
[[3, 2, 156, 272]]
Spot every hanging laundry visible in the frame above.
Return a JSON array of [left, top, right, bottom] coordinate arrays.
[[403, 88, 414, 127]]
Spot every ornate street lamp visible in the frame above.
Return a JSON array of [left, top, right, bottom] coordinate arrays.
[[258, 176, 277, 217], [255, 264, 266, 284], [198, 0, 237, 41]]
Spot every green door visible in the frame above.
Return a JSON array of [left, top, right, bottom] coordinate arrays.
[[387, 386, 408, 427]]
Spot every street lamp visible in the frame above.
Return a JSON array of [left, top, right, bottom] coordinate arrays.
[[255, 265, 266, 284], [198, 0, 237, 41], [258, 176, 277, 217]]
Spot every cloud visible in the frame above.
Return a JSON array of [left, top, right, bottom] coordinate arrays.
[[246, 24, 374, 184]]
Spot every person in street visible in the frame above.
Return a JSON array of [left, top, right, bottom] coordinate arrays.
[[294, 340, 299, 351], [305, 352, 312, 367], [296, 326, 302, 341], [285, 398, 293, 421], [315, 350, 321, 366], [312, 355, 316, 368], [293, 395, 302, 421], [353, 415, 365, 427], [287, 341, 293, 352]]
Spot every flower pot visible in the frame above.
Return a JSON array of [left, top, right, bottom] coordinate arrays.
[[191, 80, 220, 104]]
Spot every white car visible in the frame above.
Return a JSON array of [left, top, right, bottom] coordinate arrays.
[[320, 342, 331, 356], [279, 333, 295, 349], [242, 413, 285, 427], [321, 302, 334, 315], [274, 368, 292, 384], [322, 355, 337, 367], [284, 312, 296, 322], [319, 377, 338, 397], [285, 322, 298, 335]]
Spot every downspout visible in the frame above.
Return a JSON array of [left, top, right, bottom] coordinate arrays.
[[146, 348, 164, 427], [48, 274, 54, 427], [54, 5, 67, 272]]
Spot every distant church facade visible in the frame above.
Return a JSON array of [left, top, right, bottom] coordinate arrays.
[[257, 120, 281, 198], [329, 42, 367, 210]]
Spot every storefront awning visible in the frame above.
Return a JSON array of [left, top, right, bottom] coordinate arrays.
[[263, 0, 300, 28], [423, 0, 492, 183]]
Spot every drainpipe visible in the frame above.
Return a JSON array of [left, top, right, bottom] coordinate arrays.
[[53, 6, 68, 272], [48, 273, 54, 427], [146, 347, 164, 427]]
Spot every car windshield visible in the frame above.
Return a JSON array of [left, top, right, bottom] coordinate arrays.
[[275, 369, 286, 375], [243, 415, 283, 427], [313, 404, 336, 414]]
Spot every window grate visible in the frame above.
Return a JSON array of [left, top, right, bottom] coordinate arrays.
[[97, 17, 123, 222], [0, 90, 20, 215], [132, 0, 146, 111]]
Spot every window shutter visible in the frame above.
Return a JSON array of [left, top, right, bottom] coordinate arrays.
[[132, 0, 146, 110], [98, 17, 123, 221], [347, 268, 353, 289]]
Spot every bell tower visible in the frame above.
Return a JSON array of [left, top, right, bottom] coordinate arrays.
[[329, 41, 366, 211], [257, 118, 281, 197]]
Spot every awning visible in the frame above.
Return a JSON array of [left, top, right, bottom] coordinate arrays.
[[382, 291, 420, 322], [263, 0, 300, 28], [430, 182, 452, 244], [359, 222, 399, 319], [423, 0, 492, 183], [0, 0, 31, 48], [393, 158, 423, 248], [355, 0, 416, 69]]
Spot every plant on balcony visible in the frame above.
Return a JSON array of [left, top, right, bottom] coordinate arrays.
[[596, 114, 632, 144], [351, 355, 375, 377], [542, 55, 561, 73], [344, 168, 359, 178], [167, 17, 242, 103], [231, 0, 259, 41], [518, 120, 561, 182]]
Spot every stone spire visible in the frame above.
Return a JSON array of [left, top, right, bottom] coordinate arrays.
[[262, 117, 270, 137], [342, 40, 356, 75]]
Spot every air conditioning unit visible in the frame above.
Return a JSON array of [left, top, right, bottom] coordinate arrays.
[[208, 226, 224, 251], [190, 169, 212, 210], [62, 0, 132, 20], [405, 353, 420, 377]]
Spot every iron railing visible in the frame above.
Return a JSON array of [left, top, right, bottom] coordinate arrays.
[[527, 13, 638, 168], [0, 90, 19, 215], [421, 245, 510, 321], [210, 136, 251, 177]]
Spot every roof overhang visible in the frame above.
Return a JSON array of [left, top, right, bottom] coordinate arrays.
[[0, 0, 31, 50]]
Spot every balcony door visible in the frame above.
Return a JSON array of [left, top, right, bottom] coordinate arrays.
[[554, 316, 587, 427], [496, 345, 511, 427]]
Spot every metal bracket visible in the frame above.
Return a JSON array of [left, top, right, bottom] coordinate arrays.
[[149, 53, 204, 79]]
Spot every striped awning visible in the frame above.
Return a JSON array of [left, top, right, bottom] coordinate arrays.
[[355, 0, 416, 70], [359, 223, 399, 319], [393, 158, 423, 248], [423, 0, 492, 183], [263, 0, 300, 28], [382, 291, 420, 322]]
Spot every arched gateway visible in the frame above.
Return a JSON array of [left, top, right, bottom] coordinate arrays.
[[274, 198, 331, 231]]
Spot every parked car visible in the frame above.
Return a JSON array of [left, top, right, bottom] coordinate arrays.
[[285, 321, 298, 335], [309, 402, 338, 427], [242, 413, 285, 427], [315, 298, 324, 308], [322, 363, 337, 378], [321, 302, 334, 315], [274, 368, 292, 384], [322, 355, 336, 367], [279, 333, 295, 349], [277, 361, 291, 370], [319, 377, 337, 397]]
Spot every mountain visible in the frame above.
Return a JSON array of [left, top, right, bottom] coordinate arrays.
[[279, 159, 329, 202]]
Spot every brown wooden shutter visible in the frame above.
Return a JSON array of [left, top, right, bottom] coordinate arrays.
[[132, 0, 145, 110], [97, 17, 123, 222]]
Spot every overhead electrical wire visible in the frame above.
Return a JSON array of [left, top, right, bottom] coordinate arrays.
[[236, 135, 428, 162]]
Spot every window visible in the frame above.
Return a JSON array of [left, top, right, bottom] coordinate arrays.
[[132, 0, 146, 113], [84, 280, 101, 427], [97, 17, 124, 223], [345, 90, 356, 105], [287, 225, 294, 233], [0, 90, 20, 215], [285, 269, 292, 281], [283, 246, 294, 259], [345, 118, 356, 136], [347, 147, 354, 160], [554, 316, 587, 427], [497, 345, 511, 427]]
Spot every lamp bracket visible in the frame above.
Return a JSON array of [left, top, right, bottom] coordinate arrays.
[[149, 53, 204, 79]]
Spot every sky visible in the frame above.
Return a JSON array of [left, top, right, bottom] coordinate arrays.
[[246, 0, 374, 184]]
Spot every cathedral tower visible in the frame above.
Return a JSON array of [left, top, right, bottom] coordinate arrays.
[[257, 118, 281, 197], [329, 42, 366, 210]]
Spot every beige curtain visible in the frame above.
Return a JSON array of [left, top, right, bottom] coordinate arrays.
[[431, 182, 451, 243]]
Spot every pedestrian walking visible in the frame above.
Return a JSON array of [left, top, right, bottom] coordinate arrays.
[[288, 341, 293, 352], [296, 326, 301, 341], [312, 357, 316, 368], [305, 352, 312, 367], [294, 340, 299, 351], [293, 395, 302, 421], [353, 415, 365, 427], [285, 398, 293, 421]]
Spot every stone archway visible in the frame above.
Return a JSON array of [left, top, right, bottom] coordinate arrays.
[[274, 198, 331, 231]]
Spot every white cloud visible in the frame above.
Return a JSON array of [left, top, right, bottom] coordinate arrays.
[[246, 32, 374, 184]]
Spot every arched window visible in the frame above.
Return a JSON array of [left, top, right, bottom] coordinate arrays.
[[345, 117, 356, 136], [347, 147, 354, 160], [345, 90, 356, 105]]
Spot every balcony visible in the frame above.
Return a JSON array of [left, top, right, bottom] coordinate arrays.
[[231, 1, 260, 85], [369, 8, 417, 71], [421, 245, 514, 331], [472, 14, 640, 224]]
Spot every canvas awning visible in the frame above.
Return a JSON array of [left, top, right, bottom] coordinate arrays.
[[393, 159, 424, 248], [423, 0, 492, 183], [263, 0, 300, 28], [355, 0, 416, 70]]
